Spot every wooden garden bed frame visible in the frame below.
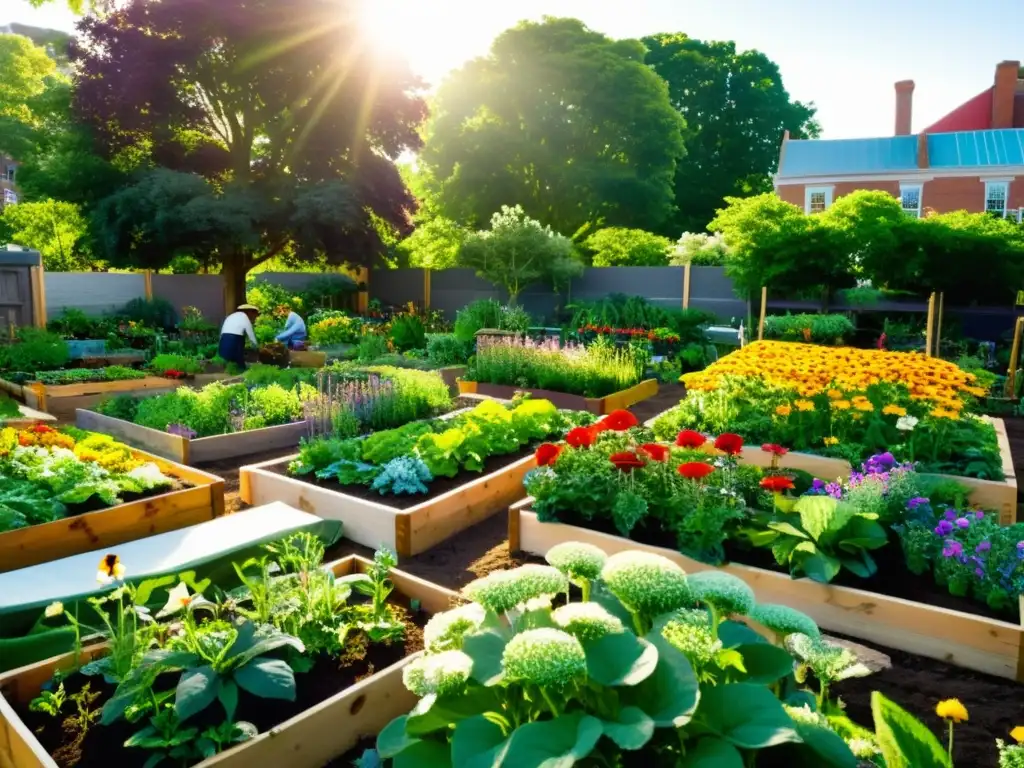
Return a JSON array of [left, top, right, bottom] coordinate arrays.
[[0, 449, 225, 573], [1, 404, 55, 430], [0, 555, 459, 768], [643, 413, 1018, 524], [75, 409, 310, 465], [508, 501, 1024, 682], [240, 450, 537, 559], [458, 377, 659, 415], [0, 376, 181, 422]]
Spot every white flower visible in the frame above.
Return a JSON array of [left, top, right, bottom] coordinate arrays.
[[896, 415, 919, 432], [156, 582, 193, 618], [44, 601, 64, 618]]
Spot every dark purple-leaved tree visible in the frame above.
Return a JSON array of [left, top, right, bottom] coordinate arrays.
[[73, 0, 426, 307]]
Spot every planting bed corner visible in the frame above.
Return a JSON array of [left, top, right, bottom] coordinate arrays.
[[0, 451, 225, 573], [76, 409, 309, 466], [241, 450, 538, 558], [508, 500, 1024, 683], [3, 377, 182, 422], [0, 555, 459, 768], [458, 377, 659, 415]]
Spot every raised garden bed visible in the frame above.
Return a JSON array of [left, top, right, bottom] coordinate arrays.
[[509, 502, 1024, 682], [0, 403, 56, 430], [0, 555, 457, 768], [458, 377, 659, 415], [1, 376, 181, 422], [241, 449, 537, 558], [288, 349, 326, 367], [75, 409, 309, 465], [0, 449, 224, 573]]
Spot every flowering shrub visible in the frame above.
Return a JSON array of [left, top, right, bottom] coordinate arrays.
[[308, 313, 363, 346]]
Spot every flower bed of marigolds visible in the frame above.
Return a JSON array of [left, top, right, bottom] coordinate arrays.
[[0, 533, 454, 768], [653, 340, 1002, 481]]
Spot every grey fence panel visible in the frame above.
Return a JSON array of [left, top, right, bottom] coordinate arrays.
[[688, 266, 747, 323], [153, 274, 226, 325], [370, 268, 425, 309], [46, 272, 145, 320], [571, 267, 684, 314], [254, 272, 357, 292], [429, 269, 505, 320]]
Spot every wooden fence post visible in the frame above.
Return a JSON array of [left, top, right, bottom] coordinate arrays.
[[682, 263, 691, 310], [423, 268, 431, 310], [935, 292, 944, 355], [757, 286, 767, 341], [29, 265, 47, 328], [924, 292, 936, 356], [143, 269, 154, 301], [356, 267, 369, 314]]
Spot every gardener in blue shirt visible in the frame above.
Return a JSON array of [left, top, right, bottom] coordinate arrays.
[[275, 305, 307, 349]]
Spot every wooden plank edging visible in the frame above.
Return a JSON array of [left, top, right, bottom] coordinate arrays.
[[457, 378, 659, 415], [510, 505, 1024, 682]]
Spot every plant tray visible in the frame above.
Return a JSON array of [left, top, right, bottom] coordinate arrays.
[[0, 555, 459, 768], [1, 376, 182, 423], [75, 409, 310, 466], [240, 451, 538, 558], [0, 450, 225, 574], [643, 413, 1018, 524], [458, 377, 659, 415], [508, 501, 1024, 683]]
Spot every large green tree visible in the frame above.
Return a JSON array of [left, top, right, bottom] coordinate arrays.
[[420, 17, 687, 238], [643, 34, 819, 234], [73, 0, 426, 308], [0, 33, 62, 159], [0, 199, 91, 270]]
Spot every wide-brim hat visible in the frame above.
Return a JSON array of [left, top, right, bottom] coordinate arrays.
[[237, 304, 260, 312]]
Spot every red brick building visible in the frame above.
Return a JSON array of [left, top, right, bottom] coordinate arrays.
[[774, 61, 1024, 221]]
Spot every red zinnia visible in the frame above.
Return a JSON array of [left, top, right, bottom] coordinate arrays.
[[675, 430, 706, 449], [609, 451, 645, 471], [535, 443, 562, 467], [600, 410, 639, 432], [566, 426, 597, 448], [31, 424, 55, 434], [677, 462, 715, 480], [761, 443, 789, 457], [639, 443, 669, 462], [714, 433, 744, 456], [760, 476, 795, 493]]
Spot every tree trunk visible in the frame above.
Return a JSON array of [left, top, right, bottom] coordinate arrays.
[[222, 254, 248, 316]]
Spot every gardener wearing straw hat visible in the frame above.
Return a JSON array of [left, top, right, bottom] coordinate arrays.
[[218, 304, 260, 371]]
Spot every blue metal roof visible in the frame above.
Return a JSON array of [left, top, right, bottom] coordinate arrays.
[[927, 129, 1024, 168], [779, 136, 919, 178]]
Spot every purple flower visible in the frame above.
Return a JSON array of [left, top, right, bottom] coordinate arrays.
[[944, 509, 957, 521], [976, 540, 992, 553], [942, 540, 964, 558], [955, 517, 970, 529], [975, 509, 985, 520], [812, 478, 825, 491], [975, 568, 985, 578], [907, 497, 930, 509], [934, 520, 954, 536]]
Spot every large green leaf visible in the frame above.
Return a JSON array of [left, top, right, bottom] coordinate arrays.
[[451, 715, 507, 767], [461, 628, 508, 687], [451, 712, 602, 768], [767, 521, 808, 539], [732, 643, 794, 685], [677, 737, 744, 767], [590, 582, 635, 628], [790, 720, 858, 768], [717, 620, 767, 648], [621, 631, 699, 727], [175, 665, 219, 721], [838, 551, 878, 579], [378, 715, 419, 758], [234, 658, 296, 701], [600, 706, 654, 750], [218, 679, 238, 722], [871, 692, 952, 768], [584, 632, 658, 687], [793, 496, 849, 544], [840, 516, 889, 551], [393, 739, 453, 768], [697, 682, 801, 749], [406, 687, 502, 737], [794, 544, 841, 583]]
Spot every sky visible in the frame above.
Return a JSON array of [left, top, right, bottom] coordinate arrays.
[[5, 0, 1024, 139]]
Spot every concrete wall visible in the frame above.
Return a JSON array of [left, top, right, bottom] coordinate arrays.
[[46, 272, 145, 320]]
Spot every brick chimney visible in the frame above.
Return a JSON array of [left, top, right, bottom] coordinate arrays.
[[992, 60, 1021, 129], [895, 80, 914, 136]]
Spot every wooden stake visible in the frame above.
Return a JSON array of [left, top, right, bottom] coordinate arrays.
[[935, 292, 944, 354], [682, 263, 691, 310], [924, 292, 936, 356], [143, 269, 154, 301], [757, 286, 767, 341], [423, 268, 431, 310], [1007, 316, 1024, 398]]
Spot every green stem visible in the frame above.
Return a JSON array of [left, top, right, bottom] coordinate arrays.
[[707, 603, 721, 642], [540, 687, 561, 717], [581, 579, 591, 603], [947, 721, 954, 761], [629, 610, 646, 637]]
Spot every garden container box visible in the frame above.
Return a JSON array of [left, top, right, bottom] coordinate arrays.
[[0, 376, 182, 422], [458, 377, 659, 415]]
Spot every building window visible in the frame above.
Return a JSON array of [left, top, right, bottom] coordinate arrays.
[[985, 181, 1009, 217], [805, 186, 833, 214], [3, 166, 14, 183], [900, 184, 922, 218], [2, 189, 17, 205]]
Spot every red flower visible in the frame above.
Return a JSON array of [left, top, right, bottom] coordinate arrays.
[[31, 424, 55, 434], [761, 443, 789, 457], [760, 476, 795, 493], [535, 443, 562, 467], [639, 443, 669, 462], [714, 433, 744, 456], [600, 410, 639, 432], [566, 426, 597, 448], [675, 430, 706, 449], [609, 451, 645, 471], [677, 462, 715, 480]]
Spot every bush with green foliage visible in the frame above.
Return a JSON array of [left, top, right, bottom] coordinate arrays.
[[583, 227, 671, 266], [426, 334, 472, 366], [148, 353, 205, 375], [388, 314, 426, 352], [763, 313, 855, 345], [308, 313, 363, 346], [1, 329, 71, 372], [48, 309, 111, 340], [453, 299, 532, 343], [117, 298, 177, 331], [35, 366, 147, 385]]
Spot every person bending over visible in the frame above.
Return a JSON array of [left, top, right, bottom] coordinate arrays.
[[218, 304, 259, 370]]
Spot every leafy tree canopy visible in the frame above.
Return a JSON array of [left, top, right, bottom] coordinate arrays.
[[669, 232, 729, 266], [394, 217, 468, 270], [420, 17, 686, 238], [458, 205, 582, 302], [0, 33, 64, 159], [0, 199, 92, 271], [643, 34, 819, 234], [583, 227, 671, 267], [72, 0, 426, 307]]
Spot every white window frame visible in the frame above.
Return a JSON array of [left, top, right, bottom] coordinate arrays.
[[804, 186, 833, 214], [2, 189, 17, 205], [899, 183, 923, 218], [984, 180, 1010, 217]]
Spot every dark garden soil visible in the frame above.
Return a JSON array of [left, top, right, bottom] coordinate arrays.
[[630, 382, 685, 424], [17, 602, 426, 768], [63, 479, 192, 516]]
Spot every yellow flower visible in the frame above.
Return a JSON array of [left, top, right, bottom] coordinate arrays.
[[827, 389, 843, 400], [775, 405, 792, 417], [935, 699, 968, 723], [882, 405, 907, 416], [930, 408, 959, 421], [823, 436, 839, 446], [1011, 726, 1024, 744], [44, 601, 64, 618], [97, 554, 126, 585], [832, 400, 851, 411], [854, 401, 875, 412], [794, 399, 815, 412], [852, 413, 863, 421]]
